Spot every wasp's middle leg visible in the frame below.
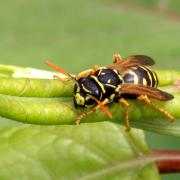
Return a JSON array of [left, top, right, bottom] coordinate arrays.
[[119, 98, 131, 131]]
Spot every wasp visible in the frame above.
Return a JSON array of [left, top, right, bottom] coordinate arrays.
[[45, 54, 175, 131]]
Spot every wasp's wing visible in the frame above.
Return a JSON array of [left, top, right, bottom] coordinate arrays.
[[108, 55, 155, 71], [120, 84, 174, 101]]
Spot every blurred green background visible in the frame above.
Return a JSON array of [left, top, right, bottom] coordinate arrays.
[[0, 0, 180, 179]]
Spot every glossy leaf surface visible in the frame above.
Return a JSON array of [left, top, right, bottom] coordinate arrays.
[[0, 122, 159, 180]]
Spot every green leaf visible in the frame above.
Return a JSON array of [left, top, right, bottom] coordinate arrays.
[[0, 94, 179, 136], [0, 64, 179, 136], [156, 70, 180, 86], [0, 122, 159, 180], [0, 77, 73, 97], [0, 65, 179, 98]]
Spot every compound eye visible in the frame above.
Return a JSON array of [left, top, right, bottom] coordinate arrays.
[[75, 93, 85, 106], [74, 84, 80, 93]]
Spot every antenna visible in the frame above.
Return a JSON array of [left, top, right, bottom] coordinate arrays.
[[44, 60, 75, 80]]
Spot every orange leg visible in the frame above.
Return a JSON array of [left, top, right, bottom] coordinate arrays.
[[119, 98, 131, 131], [53, 75, 72, 82], [75, 69, 94, 79], [75, 98, 110, 124], [137, 95, 175, 122], [112, 54, 122, 64], [75, 65, 100, 79]]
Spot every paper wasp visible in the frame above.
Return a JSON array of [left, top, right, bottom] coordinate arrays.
[[45, 54, 175, 131]]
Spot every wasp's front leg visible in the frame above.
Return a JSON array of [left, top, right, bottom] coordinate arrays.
[[53, 75, 72, 82], [75, 64, 101, 78], [75, 98, 110, 124]]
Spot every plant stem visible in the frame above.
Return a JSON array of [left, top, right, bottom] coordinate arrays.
[[152, 150, 180, 174]]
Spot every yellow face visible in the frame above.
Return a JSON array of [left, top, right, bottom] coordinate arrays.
[[74, 92, 96, 107], [75, 93, 85, 106]]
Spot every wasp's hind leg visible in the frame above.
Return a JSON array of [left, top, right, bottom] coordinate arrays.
[[137, 95, 175, 122], [119, 98, 131, 131], [112, 54, 122, 64]]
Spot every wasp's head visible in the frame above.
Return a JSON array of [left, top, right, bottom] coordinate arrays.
[[44, 61, 102, 108], [74, 77, 102, 108]]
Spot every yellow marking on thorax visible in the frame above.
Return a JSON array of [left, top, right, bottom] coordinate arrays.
[[82, 83, 103, 100], [105, 83, 116, 88], [97, 67, 107, 76], [82, 84, 92, 94], [113, 69, 123, 82], [107, 79, 111, 83], [91, 75, 106, 94]]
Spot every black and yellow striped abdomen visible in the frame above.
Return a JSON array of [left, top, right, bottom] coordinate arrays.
[[122, 66, 158, 88]]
